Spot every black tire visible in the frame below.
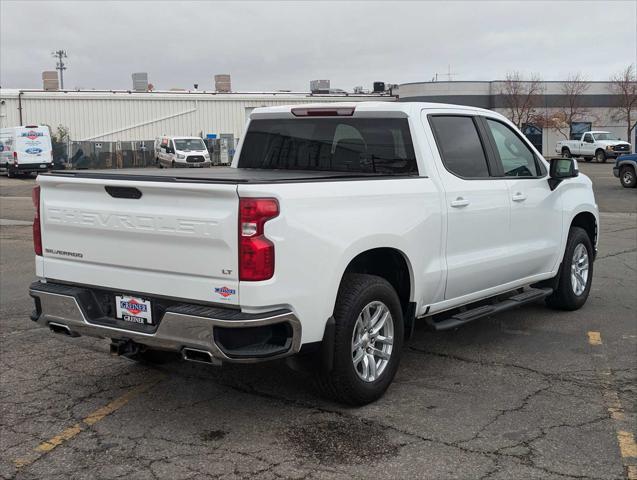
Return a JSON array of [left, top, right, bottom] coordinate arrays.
[[7, 169, 14, 178], [562, 148, 572, 158], [171, 160, 176, 168], [595, 150, 606, 163], [620, 165, 637, 188], [583, 157, 593, 162], [316, 273, 404, 405], [546, 227, 593, 311]]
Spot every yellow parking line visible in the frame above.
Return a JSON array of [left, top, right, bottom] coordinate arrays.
[[618, 431, 637, 458], [627, 465, 637, 480], [14, 378, 162, 469], [588, 331, 602, 345]]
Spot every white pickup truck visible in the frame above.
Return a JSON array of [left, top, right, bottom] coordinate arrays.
[[556, 131, 631, 163], [29, 102, 599, 405]]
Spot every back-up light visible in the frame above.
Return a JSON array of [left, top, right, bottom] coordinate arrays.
[[291, 106, 355, 117], [32, 185, 42, 256], [239, 198, 279, 281]]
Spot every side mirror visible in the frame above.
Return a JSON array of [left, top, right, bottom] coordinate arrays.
[[549, 157, 578, 190]]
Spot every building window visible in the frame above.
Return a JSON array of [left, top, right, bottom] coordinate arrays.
[[521, 124, 543, 153], [570, 122, 592, 140]]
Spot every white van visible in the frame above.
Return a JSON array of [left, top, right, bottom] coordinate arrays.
[[0, 125, 53, 177], [154, 136, 211, 168]]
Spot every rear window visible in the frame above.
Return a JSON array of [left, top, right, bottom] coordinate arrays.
[[238, 118, 418, 174]]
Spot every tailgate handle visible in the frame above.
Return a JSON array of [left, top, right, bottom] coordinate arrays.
[[105, 186, 142, 199]]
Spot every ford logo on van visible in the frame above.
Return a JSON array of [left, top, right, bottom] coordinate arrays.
[[25, 147, 42, 155]]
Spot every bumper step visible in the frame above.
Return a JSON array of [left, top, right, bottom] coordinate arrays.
[[426, 287, 553, 331]]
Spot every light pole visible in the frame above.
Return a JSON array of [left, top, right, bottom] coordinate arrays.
[[52, 50, 67, 89]]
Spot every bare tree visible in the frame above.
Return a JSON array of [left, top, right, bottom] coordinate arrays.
[[498, 72, 544, 129], [609, 64, 637, 145], [549, 73, 590, 140]]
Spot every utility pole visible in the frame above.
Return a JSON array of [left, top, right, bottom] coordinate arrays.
[[52, 50, 67, 89]]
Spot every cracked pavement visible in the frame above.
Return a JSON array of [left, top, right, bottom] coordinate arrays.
[[1, 163, 635, 479]]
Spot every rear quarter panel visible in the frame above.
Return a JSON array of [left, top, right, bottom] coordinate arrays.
[[238, 177, 444, 344]]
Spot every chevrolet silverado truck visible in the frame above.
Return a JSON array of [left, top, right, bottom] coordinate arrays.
[[29, 102, 599, 405], [556, 131, 631, 163]]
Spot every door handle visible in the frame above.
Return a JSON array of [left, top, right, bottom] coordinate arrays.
[[512, 192, 527, 202], [450, 197, 470, 208]]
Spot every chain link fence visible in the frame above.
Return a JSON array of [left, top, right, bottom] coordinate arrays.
[[55, 139, 234, 169]]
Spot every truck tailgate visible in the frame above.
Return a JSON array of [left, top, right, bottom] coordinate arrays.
[[38, 175, 240, 305]]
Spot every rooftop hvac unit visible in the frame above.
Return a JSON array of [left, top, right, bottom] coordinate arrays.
[[214, 74, 231, 93], [132, 72, 149, 92], [310, 79, 330, 94], [373, 82, 386, 93], [42, 71, 59, 91]]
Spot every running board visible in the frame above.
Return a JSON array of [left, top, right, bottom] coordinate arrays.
[[426, 287, 553, 331]]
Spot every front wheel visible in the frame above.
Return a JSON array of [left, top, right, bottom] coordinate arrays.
[[546, 227, 593, 311], [620, 166, 637, 188], [316, 273, 404, 405], [595, 150, 606, 163]]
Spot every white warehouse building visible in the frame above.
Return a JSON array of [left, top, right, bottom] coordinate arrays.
[[0, 89, 395, 143]]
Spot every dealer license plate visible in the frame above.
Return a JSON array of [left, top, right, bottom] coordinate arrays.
[[115, 295, 153, 325]]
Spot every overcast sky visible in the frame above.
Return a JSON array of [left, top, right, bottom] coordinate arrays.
[[1, 0, 636, 91]]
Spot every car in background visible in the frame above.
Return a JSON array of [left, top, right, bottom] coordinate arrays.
[[556, 131, 631, 163], [613, 153, 637, 188], [0, 125, 53, 177], [154, 136, 211, 168]]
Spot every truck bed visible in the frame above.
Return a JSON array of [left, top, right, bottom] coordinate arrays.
[[43, 167, 411, 184]]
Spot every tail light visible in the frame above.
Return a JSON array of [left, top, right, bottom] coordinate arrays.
[[239, 198, 279, 281], [13, 151, 18, 164], [291, 106, 355, 117], [32, 185, 42, 256]]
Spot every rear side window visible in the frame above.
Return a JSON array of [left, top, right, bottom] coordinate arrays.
[[238, 118, 417, 174], [486, 119, 540, 177], [429, 116, 490, 178]]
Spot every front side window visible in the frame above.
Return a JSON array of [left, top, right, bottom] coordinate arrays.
[[238, 118, 417, 174], [486, 119, 540, 177], [583, 133, 593, 143], [429, 115, 490, 178]]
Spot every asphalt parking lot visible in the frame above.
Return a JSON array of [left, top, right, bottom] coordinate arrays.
[[1, 163, 635, 480]]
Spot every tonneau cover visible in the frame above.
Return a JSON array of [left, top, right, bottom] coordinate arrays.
[[42, 167, 409, 184]]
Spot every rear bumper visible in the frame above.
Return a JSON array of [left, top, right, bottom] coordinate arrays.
[[9, 162, 52, 172], [29, 281, 302, 363]]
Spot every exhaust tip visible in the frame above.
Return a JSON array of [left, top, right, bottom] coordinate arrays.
[[182, 348, 220, 365], [48, 322, 77, 337]]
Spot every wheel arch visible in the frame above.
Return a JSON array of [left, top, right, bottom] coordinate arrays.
[[570, 211, 597, 258]]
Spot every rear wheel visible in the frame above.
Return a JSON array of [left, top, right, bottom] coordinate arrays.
[[171, 160, 176, 168], [620, 166, 636, 188], [316, 274, 404, 405], [546, 227, 593, 311], [562, 148, 572, 158], [595, 150, 606, 163]]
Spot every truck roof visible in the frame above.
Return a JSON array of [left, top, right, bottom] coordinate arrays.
[[250, 101, 502, 119]]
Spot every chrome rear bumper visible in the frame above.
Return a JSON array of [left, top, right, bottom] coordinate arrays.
[[29, 281, 302, 363]]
